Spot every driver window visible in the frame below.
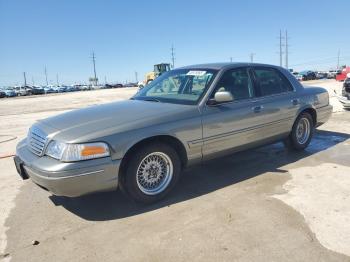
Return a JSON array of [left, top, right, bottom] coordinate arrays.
[[212, 68, 255, 101]]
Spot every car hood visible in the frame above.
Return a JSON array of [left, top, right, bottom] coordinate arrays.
[[38, 99, 199, 142]]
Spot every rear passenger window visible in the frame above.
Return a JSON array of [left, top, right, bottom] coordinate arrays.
[[254, 68, 293, 96]]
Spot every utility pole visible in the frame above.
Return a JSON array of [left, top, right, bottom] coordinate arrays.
[[250, 53, 255, 63], [91, 51, 98, 86], [337, 49, 340, 69], [285, 30, 289, 69], [23, 72, 27, 86], [135, 71, 138, 82], [230, 57, 233, 62], [31, 76, 34, 86], [279, 30, 284, 67], [171, 45, 175, 69], [104, 76, 107, 85], [44, 66, 48, 86], [56, 74, 59, 86]]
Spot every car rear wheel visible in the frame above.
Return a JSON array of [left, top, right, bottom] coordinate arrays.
[[284, 112, 314, 151], [123, 143, 181, 203]]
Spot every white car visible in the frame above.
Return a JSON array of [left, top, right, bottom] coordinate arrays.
[[14, 86, 31, 96]]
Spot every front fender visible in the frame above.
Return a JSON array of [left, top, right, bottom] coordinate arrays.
[[102, 115, 203, 163]]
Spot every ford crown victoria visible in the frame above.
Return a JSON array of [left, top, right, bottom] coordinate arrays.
[[14, 63, 332, 203]]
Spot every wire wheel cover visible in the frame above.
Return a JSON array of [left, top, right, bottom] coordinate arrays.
[[136, 152, 173, 195]]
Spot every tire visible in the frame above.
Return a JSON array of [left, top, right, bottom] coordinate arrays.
[[123, 143, 181, 204], [284, 112, 314, 151]]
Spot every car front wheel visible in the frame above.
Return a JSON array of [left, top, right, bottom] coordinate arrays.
[[123, 143, 181, 203], [284, 112, 314, 150]]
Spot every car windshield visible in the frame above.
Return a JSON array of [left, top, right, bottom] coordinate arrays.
[[133, 68, 218, 105]]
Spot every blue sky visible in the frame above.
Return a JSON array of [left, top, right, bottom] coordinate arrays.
[[1, 0, 349, 86]]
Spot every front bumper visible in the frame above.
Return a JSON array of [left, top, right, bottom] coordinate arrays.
[[338, 96, 350, 108], [15, 139, 121, 197]]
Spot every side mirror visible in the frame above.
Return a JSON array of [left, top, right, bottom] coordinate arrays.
[[212, 91, 233, 104]]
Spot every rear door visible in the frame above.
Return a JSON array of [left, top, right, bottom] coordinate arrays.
[[250, 66, 299, 139]]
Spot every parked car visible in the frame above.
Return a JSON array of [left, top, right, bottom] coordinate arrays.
[[15, 86, 31, 96], [44, 87, 56, 94], [115, 84, 123, 88], [316, 71, 328, 79], [91, 85, 105, 90], [342, 76, 350, 97], [295, 74, 303, 81], [339, 76, 350, 109], [124, 82, 138, 87], [336, 67, 350, 81], [292, 72, 303, 81], [31, 87, 45, 95], [79, 85, 90, 91], [4, 88, 17, 97], [105, 83, 123, 88], [14, 63, 332, 203], [0, 90, 6, 98], [66, 86, 79, 92], [299, 70, 317, 81], [73, 85, 82, 91], [57, 86, 67, 92], [327, 70, 339, 79]]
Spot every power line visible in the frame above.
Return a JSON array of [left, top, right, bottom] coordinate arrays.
[[250, 53, 256, 63], [91, 51, 98, 86], [44, 66, 48, 86], [285, 30, 289, 69], [278, 30, 284, 67], [171, 45, 175, 69], [23, 72, 27, 86], [135, 71, 138, 82]]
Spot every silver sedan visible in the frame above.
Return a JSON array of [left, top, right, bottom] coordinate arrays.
[[14, 63, 332, 203]]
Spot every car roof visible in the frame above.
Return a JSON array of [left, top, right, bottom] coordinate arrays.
[[178, 62, 282, 70]]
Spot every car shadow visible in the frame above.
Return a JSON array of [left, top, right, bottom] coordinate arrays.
[[50, 129, 349, 221]]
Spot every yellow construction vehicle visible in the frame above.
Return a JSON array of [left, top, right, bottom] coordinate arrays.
[[138, 63, 171, 88]]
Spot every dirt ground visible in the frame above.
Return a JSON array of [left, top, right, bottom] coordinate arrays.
[[0, 81, 349, 262]]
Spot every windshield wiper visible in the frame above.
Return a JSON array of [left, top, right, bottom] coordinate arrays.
[[143, 98, 160, 102]]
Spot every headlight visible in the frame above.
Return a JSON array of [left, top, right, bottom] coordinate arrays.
[[46, 141, 110, 162], [46, 140, 67, 160]]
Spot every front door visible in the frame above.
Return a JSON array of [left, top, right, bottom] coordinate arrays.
[[201, 67, 265, 160]]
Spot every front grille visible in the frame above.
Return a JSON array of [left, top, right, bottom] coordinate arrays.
[[27, 127, 47, 156]]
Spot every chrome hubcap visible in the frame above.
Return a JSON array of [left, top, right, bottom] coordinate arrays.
[[136, 152, 173, 195], [296, 117, 310, 144]]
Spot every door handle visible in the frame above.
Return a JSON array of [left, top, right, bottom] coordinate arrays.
[[291, 99, 300, 105], [252, 105, 263, 113]]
